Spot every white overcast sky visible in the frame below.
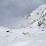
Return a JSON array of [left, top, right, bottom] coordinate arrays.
[[0, 0, 46, 28]]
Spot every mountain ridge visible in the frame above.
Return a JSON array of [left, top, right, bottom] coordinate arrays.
[[15, 4, 46, 29]]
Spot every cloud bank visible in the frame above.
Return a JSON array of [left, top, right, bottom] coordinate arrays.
[[0, 0, 45, 28]]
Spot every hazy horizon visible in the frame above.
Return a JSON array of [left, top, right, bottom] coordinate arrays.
[[0, 0, 46, 28]]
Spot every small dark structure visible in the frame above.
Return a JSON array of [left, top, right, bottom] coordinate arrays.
[[6, 30, 10, 32]]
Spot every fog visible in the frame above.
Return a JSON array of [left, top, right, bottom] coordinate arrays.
[[0, 0, 45, 28]]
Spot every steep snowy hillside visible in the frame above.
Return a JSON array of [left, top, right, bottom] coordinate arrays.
[[16, 4, 46, 28], [0, 5, 46, 46], [26, 5, 46, 28]]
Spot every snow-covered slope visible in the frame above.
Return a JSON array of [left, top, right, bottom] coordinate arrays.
[[16, 4, 46, 28], [0, 26, 46, 46], [0, 26, 11, 46], [6, 27, 46, 46], [26, 5, 46, 27], [0, 5, 46, 46]]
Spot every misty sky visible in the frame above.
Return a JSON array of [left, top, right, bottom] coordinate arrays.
[[0, 0, 46, 28]]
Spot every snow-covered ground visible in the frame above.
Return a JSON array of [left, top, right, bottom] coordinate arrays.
[[0, 26, 46, 46], [0, 5, 46, 46]]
